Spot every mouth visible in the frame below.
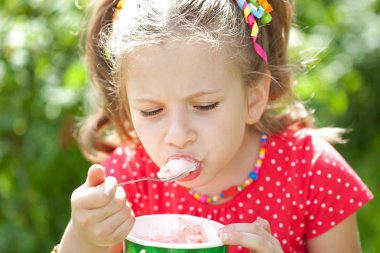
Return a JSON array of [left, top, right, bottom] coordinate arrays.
[[165, 155, 202, 182], [177, 164, 202, 182]]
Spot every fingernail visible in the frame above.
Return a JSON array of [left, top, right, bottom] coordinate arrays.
[[220, 233, 231, 243], [256, 216, 265, 222], [256, 217, 269, 228]]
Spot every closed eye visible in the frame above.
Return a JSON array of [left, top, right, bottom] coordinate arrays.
[[140, 108, 163, 117], [194, 102, 219, 111]]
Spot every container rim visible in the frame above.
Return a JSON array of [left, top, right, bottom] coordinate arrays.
[[126, 214, 225, 249]]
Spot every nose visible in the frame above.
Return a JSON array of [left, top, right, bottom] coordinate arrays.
[[164, 111, 196, 149]]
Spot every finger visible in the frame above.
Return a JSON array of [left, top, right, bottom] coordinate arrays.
[[108, 243, 124, 253], [72, 176, 118, 209], [253, 217, 280, 247], [110, 209, 136, 242], [93, 204, 135, 243], [86, 164, 106, 188], [218, 218, 272, 233], [256, 217, 271, 233], [85, 187, 128, 223], [219, 231, 277, 253], [219, 222, 273, 244]]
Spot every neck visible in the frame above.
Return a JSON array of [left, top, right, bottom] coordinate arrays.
[[190, 129, 262, 201]]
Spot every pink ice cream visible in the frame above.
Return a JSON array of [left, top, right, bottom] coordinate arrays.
[[126, 214, 225, 249], [138, 217, 208, 244], [157, 159, 197, 180]]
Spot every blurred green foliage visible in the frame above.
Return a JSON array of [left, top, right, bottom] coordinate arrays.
[[0, 0, 90, 251], [0, 0, 379, 252], [292, 0, 380, 251]]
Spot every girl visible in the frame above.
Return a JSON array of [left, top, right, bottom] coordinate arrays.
[[56, 0, 373, 252]]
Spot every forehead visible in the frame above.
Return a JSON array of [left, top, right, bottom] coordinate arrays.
[[123, 40, 243, 94]]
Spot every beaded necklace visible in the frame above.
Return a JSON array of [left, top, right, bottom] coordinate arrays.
[[187, 132, 268, 204]]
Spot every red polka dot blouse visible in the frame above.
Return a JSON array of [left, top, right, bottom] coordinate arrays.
[[102, 128, 373, 253]]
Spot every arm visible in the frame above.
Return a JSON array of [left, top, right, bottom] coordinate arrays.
[[59, 220, 108, 253], [307, 213, 362, 253], [59, 223, 124, 253]]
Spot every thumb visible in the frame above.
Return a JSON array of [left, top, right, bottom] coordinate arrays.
[[85, 164, 106, 188]]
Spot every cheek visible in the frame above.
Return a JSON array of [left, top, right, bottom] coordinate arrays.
[[217, 107, 246, 144], [201, 111, 246, 150], [211, 102, 247, 136], [132, 119, 162, 163], [215, 121, 245, 149], [130, 113, 159, 144]]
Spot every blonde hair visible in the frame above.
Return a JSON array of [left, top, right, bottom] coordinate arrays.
[[78, 0, 316, 163]]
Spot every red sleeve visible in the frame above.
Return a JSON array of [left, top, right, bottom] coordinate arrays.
[[302, 135, 373, 238]]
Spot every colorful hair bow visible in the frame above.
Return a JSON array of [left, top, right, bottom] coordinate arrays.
[[236, 0, 273, 63]]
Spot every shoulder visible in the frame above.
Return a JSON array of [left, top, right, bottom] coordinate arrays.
[[266, 127, 371, 199], [270, 127, 349, 179], [270, 126, 324, 145], [269, 127, 341, 161], [268, 127, 373, 239]]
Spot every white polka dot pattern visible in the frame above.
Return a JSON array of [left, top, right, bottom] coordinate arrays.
[[102, 128, 373, 253]]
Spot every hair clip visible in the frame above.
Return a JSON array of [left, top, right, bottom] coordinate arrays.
[[256, 0, 273, 13], [237, 0, 273, 63], [112, 0, 126, 21]]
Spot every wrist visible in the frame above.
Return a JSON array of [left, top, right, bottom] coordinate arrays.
[[59, 220, 108, 253]]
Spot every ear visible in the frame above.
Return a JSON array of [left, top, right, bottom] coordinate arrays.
[[246, 72, 271, 125]]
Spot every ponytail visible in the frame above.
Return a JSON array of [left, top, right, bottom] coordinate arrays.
[[77, 1, 127, 162]]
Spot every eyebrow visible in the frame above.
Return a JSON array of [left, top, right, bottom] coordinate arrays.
[[185, 89, 223, 99], [132, 89, 223, 102]]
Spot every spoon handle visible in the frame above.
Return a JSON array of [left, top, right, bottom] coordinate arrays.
[[117, 177, 162, 186], [117, 170, 191, 186]]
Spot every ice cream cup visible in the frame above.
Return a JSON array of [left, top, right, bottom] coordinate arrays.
[[125, 214, 228, 253]]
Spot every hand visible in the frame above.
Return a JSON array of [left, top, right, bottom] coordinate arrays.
[[218, 217, 283, 253], [70, 164, 135, 247]]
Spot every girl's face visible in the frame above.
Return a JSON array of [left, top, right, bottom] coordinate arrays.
[[125, 41, 265, 190]]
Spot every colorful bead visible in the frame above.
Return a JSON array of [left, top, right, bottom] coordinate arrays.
[[199, 194, 208, 203], [249, 171, 258, 180], [223, 186, 239, 197], [187, 133, 268, 204]]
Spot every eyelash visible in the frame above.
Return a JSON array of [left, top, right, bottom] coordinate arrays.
[[194, 102, 219, 111], [141, 108, 163, 117], [140, 102, 219, 117]]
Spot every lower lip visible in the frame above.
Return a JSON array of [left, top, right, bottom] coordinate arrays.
[[177, 167, 201, 182]]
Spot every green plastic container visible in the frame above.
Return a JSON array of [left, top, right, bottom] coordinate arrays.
[[125, 214, 228, 253]]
